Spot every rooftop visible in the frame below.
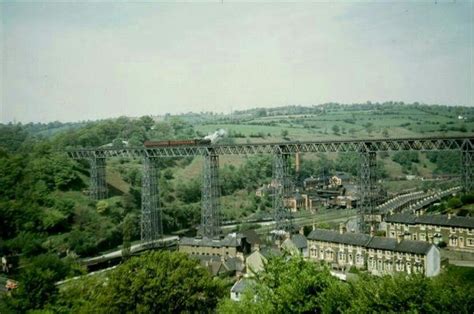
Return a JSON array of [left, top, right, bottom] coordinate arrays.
[[180, 233, 242, 248], [308, 229, 435, 255], [308, 229, 371, 246], [385, 213, 474, 229], [289, 234, 308, 249], [231, 278, 256, 294]]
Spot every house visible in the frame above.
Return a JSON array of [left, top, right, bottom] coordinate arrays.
[[329, 172, 351, 187], [303, 176, 329, 191], [179, 233, 250, 258], [241, 229, 263, 252], [385, 213, 474, 252], [285, 191, 306, 212], [246, 247, 281, 274], [192, 255, 245, 277], [307, 228, 440, 277], [230, 278, 256, 301], [308, 228, 371, 271], [365, 236, 439, 277], [335, 196, 358, 209], [282, 234, 308, 257]]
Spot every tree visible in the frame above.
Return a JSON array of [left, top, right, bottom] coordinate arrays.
[[91, 251, 225, 313], [281, 129, 289, 138], [121, 214, 134, 260], [332, 125, 340, 135], [218, 255, 339, 313], [6, 254, 74, 312]]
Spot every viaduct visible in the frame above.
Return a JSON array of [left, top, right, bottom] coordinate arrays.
[[67, 136, 473, 242]]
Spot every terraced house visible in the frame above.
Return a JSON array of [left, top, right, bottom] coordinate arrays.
[[307, 228, 440, 277], [385, 213, 474, 252]]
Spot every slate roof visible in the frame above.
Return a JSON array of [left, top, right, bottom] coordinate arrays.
[[384, 213, 416, 224], [231, 278, 256, 293], [290, 234, 308, 249], [395, 239, 433, 254], [259, 246, 282, 259], [308, 229, 371, 246], [242, 230, 262, 245], [224, 257, 245, 272], [308, 229, 434, 255], [385, 213, 474, 229], [180, 234, 241, 248], [366, 237, 398, 251]]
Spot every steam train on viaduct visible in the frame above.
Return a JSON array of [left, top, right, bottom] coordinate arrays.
[[144, 139, 211, 147]]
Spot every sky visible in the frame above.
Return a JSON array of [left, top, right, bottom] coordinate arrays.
[[1, 1, 473, 123]]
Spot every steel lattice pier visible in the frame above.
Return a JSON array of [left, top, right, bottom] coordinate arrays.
[[141, 157, 162, 242], [200, 150, 221, 238]]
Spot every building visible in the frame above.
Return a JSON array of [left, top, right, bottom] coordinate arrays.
[[241, 229, 263, 252], [335, 195, 358, 209], [192, 255, 245, 277], [329, 172, 351, 187], [303, 176, 329, 191], [179, 233, 250, 258], [281, 234, 308, 257], [246, 247, 281, 274], [385, 213, 474, 252], [230, 278, 255, 301], [285, 191, 306, 212], [307, 228, 440, 277]]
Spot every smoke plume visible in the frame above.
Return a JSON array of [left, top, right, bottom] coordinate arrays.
[[204, 129, 227, 143]]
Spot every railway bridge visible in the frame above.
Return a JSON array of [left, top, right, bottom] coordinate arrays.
[[66, 136, 474, 241]]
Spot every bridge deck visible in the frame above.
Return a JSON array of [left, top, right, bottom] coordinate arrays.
[[67, 136, 474, 159]]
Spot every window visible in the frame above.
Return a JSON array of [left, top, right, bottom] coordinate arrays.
[[467, 238, 474, 247], [412, 234, 417, 241], [377, 259, 383, 271], [396, 261, 404, 271], [420, 233, 426, 241], [406, 262, 411, 274], [450, 237, 458, 246], [338, 251, 345, 263], [390, 231, 396, 238], [368, 258, 376, 270], [356, 254, 364, 265]]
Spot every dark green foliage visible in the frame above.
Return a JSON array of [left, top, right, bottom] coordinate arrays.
[[426, 151, 461, 174], [55, 251, 225, 313], [4, 254, 81, 312], [392, 151, 419, 173], [461, 192, 474, 205], [448, 197, 463, 209], [218, 257, 474, 314], [219, 255, 340, 313]]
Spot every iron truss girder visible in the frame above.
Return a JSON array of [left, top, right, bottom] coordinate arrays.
[[66, 136, 473, 159], [141, 157, 162, 242]]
